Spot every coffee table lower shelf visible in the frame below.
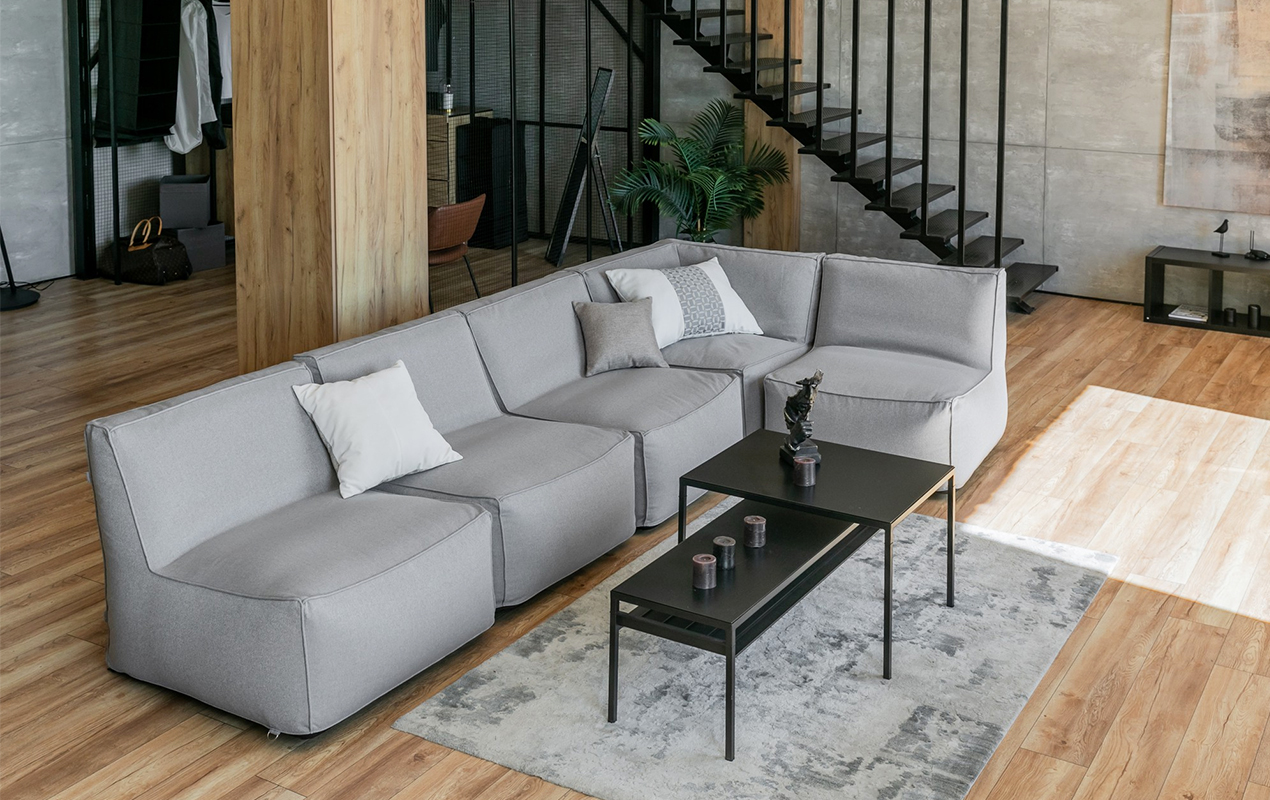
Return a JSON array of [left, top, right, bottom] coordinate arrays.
[[616, 522, 878, 658]]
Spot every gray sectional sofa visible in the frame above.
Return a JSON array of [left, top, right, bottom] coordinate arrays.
[[86, 239, 1007, 736]]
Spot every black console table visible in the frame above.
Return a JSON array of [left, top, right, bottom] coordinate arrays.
[[1144, 246, 1269, 338]]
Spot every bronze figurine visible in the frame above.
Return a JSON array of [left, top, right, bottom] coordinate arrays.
[[781, 370, 823, 465]]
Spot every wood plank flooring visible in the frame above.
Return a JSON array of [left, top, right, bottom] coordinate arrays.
[[2, 269, 1268, 799]]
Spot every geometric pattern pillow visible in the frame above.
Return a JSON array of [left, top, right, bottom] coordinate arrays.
[[604, 257, 764, 348]]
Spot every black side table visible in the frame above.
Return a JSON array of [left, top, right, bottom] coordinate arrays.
[[1144, 246, 1269, 337]]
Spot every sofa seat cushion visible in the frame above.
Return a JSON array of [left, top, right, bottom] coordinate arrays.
[[512, 368, 743, 526], [661, 334, 809, 435], [764, 346, 1005, 488], [161, 490, 487, 599], [380, 415, 637, 606], [146, 491, 495, 734]]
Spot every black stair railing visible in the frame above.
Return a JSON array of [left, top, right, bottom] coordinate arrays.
[[750, 0, 759, 93], [883, 0, 896, 208], [814, 0, 824, 144], [848, 0, 860, 177], [920, 0, 931, 236], [956, 0, 970, 265], [782, 0, 791, 123], [994, 0, 1008, 268]]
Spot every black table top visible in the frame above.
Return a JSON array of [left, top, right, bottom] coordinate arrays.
[[613, 500, 873, 629], [683, 430, 954, 530], [1147, 245, 1270, 275]]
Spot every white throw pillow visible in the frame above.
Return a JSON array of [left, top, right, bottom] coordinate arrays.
[[292, 361, 461, 498], [604, 257, 764, 348]]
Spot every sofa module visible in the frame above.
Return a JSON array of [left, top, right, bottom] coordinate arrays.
[[85, 362, 497, 735], [457, 272, 745, 527], [764, 255, 1008, 488], [297, 309, 638, 606], [572, 239, 823, 435]]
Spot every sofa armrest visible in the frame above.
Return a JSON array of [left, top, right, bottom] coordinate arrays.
[[815, 254, 1006, 372]]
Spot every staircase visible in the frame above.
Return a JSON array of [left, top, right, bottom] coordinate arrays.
[[650, 0, 1056, 313]]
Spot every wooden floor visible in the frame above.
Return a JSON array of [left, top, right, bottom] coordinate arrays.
[[2, 269, 1268, 800]]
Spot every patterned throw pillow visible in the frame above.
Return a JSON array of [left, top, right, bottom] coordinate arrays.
[[603, 257, 764, 348]]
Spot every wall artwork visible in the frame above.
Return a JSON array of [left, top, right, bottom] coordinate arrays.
[[1163, 0, 1270, 215]]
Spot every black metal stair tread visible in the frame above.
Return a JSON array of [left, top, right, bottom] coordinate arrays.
[[656, 8, 745, 19], [900, 208, 989, 242], [939, 235, 1024, 267], [704, 57, 801, 74], [865, 182, 953, 213], [736, 81, 829, 101], [835, 157, 921, 183], [1005, 262, 1058, 300], [674, 31, 773, 45], [768, 107, 855, 127], [799, 130, 886, 156]]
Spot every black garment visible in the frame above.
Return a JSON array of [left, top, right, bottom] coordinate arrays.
[[199, 0, 227, 149]]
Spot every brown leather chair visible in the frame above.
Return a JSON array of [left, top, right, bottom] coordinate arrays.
[[428, 194, 486, 302]]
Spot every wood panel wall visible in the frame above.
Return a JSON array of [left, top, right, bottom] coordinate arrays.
[[743, 0, 802, 251], [233, 0, 430, 373]]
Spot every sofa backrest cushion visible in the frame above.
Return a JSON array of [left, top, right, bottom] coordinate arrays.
[[86, 362, 338, 570], [817, 255, 1003, 370], [461, 271, 591, 410], [573, 240, 823, 344], [295, 310, 502, 433]]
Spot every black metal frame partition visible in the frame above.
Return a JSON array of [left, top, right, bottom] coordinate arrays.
[[456, 0, 660, 286]]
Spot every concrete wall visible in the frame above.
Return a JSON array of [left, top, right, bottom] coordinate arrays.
[[0, 0, 75, 283], [795, 0, 1269, 307]]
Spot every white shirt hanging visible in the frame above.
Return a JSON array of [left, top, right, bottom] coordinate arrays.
[[212, 1, 232, 101], [165, 0, 219, 154]]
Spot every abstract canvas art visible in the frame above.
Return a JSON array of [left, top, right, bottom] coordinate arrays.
[[1164, 0, 1270, 215]]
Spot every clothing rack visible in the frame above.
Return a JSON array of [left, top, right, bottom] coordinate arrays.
[[68, 0, 231, 281]]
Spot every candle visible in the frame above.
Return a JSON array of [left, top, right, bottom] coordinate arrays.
[[692, 553, 717, 590], [793, 456, 817, 487], [743, 515, 766, 548], [713, 536, 736, 570], [1225, 307, 1238, 326], [1250, 305, 1262, 329]]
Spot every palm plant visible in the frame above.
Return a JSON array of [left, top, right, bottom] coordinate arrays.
[[610, 100, 789, 243]]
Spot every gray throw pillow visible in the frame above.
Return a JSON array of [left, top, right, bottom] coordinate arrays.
[[573, 298, 669, 377]]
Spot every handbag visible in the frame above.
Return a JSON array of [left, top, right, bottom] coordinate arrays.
[[100, 216, 193, 285]]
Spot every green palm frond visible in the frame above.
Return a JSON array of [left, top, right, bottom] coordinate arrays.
[[613, 99, 790, 243]]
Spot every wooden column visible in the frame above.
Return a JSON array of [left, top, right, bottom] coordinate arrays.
[[742, 0, 802, 251], [233, 0, 430, 373]]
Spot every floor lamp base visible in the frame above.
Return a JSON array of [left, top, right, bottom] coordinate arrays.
[[0, 287, 40, 311]]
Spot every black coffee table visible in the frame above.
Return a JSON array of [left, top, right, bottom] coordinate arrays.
[[607, 430, 955, 760]]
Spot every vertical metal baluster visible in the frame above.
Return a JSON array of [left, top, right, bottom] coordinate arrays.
[[884, 0, 895, 206], [849, 0, 859, 177], [920, 0, 931, 235], [957, 0, 969, 265], [509, 0, 519, 285], [751, 0, 759, 94], [719, 0, 728, 72], [815, 0, 825, 143], [783, 0, 791, 123], [994, 0, 1008, 268], [691, 0, 698, 40], [628, 0, 635, 245]]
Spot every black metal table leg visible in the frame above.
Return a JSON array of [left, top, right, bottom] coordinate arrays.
[[725, 625, 736, 761], [677, 480, 688, 543], [883, 524, 893, 679], [608, 595, 619, 723], [947, 477, 956, 608]]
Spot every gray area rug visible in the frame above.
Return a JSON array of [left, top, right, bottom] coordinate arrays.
[[396, 498, 1116, 800]]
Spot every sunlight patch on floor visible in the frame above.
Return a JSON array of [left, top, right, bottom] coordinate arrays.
[[964, 384, 1270, 622]]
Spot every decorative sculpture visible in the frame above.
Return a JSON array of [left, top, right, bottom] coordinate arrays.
[[780, 370, 824, 465]]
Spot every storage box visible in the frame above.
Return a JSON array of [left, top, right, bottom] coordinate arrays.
[[175, 223, 226, 272], [160, 175, 212, 229]]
